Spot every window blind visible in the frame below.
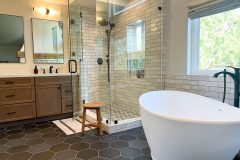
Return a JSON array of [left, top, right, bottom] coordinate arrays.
[[189, 0, 240, 19]]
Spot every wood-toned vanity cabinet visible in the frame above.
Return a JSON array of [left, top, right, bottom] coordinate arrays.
[[0, 78, 36, 123], [0, 75, 79, 123], [35, 76, 74, 117]]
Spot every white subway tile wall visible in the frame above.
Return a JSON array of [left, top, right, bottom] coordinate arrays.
[[164, 74, 234, 106], [70, 0, 236, 122]]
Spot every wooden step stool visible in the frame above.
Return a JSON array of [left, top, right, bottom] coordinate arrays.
[[82, 102, 105, 136]]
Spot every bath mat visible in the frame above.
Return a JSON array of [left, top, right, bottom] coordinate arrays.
[[53, 117, 94, 135]]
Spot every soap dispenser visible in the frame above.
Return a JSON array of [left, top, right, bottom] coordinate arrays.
[[34, 65, 38, 74]]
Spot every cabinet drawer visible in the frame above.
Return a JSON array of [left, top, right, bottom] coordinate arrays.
[[62, 99, 73, 113], [0, 78, 34, 87], [0, 87, 35, 105], [0, 103, 36, 123], [61, 84, 72, 99], [35, 76, 71, 85]]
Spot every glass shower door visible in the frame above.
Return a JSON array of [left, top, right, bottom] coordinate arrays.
[[69, 2, 83, 119], [95, 0, 113, 124]]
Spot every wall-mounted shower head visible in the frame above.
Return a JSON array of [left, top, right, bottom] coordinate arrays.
[[109, 23, 115, 28]]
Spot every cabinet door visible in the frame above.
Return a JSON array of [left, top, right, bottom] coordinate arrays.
[[36, 85, 61, 117]]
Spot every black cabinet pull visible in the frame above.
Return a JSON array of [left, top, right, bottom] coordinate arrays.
[[6, 95, 15, 98], [5, 81, 15, 84], [7, 112, 16, 115], [65, 90, 72, 93], [68, 60, 77, 73]]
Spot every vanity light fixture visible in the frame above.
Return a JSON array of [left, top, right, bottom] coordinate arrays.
[[33, 6, 59, 16]]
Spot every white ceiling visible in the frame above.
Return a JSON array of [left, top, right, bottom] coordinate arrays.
[[40, 0, 214, 10], [188, 0, 216, 7], [40, 0, 68, 5]]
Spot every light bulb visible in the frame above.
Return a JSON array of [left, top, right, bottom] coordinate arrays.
[[34, 6, 59, 16], [38, 7, 48, 15]]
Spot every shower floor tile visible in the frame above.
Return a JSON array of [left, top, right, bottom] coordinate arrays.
[[98, 103, 140, 121]]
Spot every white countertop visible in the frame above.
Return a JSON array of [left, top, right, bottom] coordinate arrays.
[[0, 73, 78, 78]]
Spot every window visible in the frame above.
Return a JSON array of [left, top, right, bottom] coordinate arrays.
[[127, 20, 145, 79], [189, 7, 240, 74]]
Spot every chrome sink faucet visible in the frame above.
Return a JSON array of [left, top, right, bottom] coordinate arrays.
[[49, 66, 53, 74], [213, 66, 240, 108]]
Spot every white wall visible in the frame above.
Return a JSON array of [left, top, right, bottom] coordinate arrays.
[[0, 0, 69, 74], [167, 0, 189, 75]]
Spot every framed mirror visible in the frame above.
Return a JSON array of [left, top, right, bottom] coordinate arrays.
[[32, 18, 64, 64], [0, 14, 25, 63]]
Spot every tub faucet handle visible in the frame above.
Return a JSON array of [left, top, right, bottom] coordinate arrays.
[[227, 66, 240, 72]]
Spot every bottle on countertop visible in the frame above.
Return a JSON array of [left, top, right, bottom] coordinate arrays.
[[34, 65, 38, 74]]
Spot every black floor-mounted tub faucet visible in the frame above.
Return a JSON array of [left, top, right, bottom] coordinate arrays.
[[213, 66, 239, 108]]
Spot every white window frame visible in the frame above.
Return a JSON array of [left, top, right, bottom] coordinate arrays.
[[188, 18, 224, 75]]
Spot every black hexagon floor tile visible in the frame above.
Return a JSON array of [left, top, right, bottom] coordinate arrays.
[[7, 145, 29, 154], [1, 120, 240, 160], [101, 135, 119, 143], [120, 147, 142, 158], [90, 142, 109, 150], [53, 150, 77, 160], [0, 139, 8, 145], [89, 157, 107, 160], [125, 128, 143, 136], [128, 139, 149, 149], [119, 134, 136, 141], [133, 155, 152, 160], [8, 152, 32, 160], [64, 137, 82, 144], [30, 151, 55, 160], [5, 138, 27, 147], [45, 137, 64, 145], [0, 152, 11, 160], [111, 156, 131, 160], [136, 134, 147, 141], [26, 138, 45, 145], [110, 141, 129, 149], [70, 142, 89, 151], [142, 147, 151, 156], [76, 149, 98, 159], [28, 143, 50, 153], [99, 148, 120, 159], [0, 146, 9, 153], [6, 133, 25, 140], [82, 136, 101, 143], [23, 128, 39, 134], [49, 143, 70, 152]]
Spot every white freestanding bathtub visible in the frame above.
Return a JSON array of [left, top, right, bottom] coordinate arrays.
[[139, 91, 240, 160]]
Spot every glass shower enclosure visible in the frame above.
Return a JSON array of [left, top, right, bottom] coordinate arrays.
[[68, 0, 162, 132]]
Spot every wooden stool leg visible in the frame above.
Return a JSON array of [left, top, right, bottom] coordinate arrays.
[[97, 108, 103, 136], [82, 108, 86, 135]]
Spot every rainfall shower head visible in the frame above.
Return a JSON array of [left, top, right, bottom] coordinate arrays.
[[98, 19, 108, 26], [98, 18, 115, 28]]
